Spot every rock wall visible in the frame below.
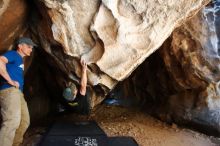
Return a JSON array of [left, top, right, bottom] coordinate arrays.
[[0, 0, 27, 52], [119, 0, 220, 136], [161, 1, 220, 135]]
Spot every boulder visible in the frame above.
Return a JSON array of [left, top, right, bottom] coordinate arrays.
[[34, 0, 209, 106]]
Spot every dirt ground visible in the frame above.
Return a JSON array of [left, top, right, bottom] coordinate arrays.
[[23, 105, 220, 146]]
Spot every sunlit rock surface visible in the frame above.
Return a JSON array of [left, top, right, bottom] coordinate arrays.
[[40, 0, 209, 83]]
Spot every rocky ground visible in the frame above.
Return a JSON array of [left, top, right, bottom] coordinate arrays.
[[23, 105, 220, 146]]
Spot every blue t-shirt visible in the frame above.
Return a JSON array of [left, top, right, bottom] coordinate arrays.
[[0, 50, 24, 91]]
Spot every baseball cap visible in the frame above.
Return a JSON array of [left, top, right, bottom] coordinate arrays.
[[17, 37, 37, 47]]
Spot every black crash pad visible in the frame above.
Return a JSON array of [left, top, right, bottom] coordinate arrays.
[[108, 137, 138, 146], [40, 121, 139, 146], [47, 121, 106, 136], [40, 121, 108, 146], [41, 136, 139, 146], [41, 135, 108, 146]]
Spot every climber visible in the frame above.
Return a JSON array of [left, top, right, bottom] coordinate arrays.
[[0, 37, 36, 146], [63, 58, 91, 115]]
